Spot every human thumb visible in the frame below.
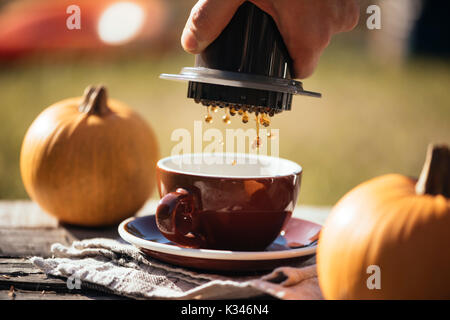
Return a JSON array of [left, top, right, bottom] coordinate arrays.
[[181, 0, 245, 53]]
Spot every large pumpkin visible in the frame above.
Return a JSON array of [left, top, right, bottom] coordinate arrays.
[[20, 85, 159, 226], [317, 144, 450, 299]]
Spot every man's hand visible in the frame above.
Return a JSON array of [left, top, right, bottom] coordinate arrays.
[[181, 0, 359, 79]]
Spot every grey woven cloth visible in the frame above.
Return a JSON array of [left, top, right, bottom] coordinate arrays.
[[30, 238, 322, 300]]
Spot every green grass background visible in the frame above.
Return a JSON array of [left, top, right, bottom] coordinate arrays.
[[1, 43, 449, 205]]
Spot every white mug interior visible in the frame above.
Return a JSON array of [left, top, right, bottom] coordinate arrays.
[[157, 153, 302, 178]]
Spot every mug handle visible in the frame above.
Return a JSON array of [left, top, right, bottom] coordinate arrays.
[[156, 188, 204, 248]]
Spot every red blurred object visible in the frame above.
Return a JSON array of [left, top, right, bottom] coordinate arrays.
[[0, 0, 168, 60]]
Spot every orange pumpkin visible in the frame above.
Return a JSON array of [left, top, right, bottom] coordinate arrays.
[[20, 85, 159, 226], [317, 144, 450, 299]]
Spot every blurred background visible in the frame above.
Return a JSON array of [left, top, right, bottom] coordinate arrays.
[[0, 0, 449, 205]]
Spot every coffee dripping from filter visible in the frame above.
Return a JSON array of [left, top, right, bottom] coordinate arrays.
[[160, 1, 321, 145]]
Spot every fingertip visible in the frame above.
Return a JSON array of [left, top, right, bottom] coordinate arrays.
[[294, 63, 315, 79], [293, 51, 320, 79], [342, 0, 360, 31], [181, 0, 244, 55], [181, 25, 210, 54], [181, 28, 200, 54]]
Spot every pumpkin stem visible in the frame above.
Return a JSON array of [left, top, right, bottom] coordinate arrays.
[[415, 144, 450, 197], [79, 85, 110, 116]]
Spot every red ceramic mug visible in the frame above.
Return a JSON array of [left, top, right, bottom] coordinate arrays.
[[155, 153, 302, 251]]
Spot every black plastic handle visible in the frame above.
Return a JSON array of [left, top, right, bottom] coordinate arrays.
[[195, 1, 294, 79]]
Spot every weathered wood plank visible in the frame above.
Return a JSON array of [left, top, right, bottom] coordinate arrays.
[[0, 289, 93, 300], [0, 228, 76, 258], [0, 258, 67, 292], [0, 258, 124, 300], [0, 200, 159, 229], [0, 226, 119, 258], [0, 201, 58, 228], [62, 224, 119, 241], [0, 273, 69, 291], [1, 287, 124, 300], [0, 258, 42, 275]]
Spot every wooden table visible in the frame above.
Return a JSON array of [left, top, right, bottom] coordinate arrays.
[[0, 200, 330, 300]]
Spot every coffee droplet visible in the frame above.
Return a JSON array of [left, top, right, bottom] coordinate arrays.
[[242, 112, 249, 123], [205, 115, 213, 123], [260, 114, 270, 127], [252, 136, 262, 149], [222, 115, 231, 124], [204, 106, 213, 123], [222, 109, 231, 124], [199, 103, 274, 141]]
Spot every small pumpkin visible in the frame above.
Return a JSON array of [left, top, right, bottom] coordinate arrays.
[[20, 85, 159, 226], [317, 144, 450, 299]]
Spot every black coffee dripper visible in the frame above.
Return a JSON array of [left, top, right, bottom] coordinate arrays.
[[160, 1, 321, 115]]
